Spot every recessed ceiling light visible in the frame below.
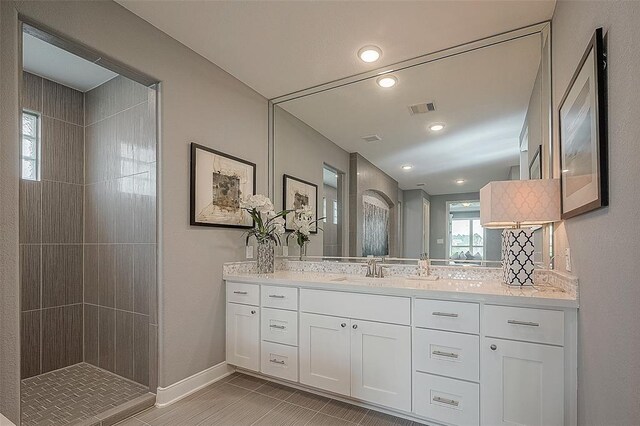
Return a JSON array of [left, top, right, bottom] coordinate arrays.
[[455, 179, 465, 184], [376, 75, 397, 88], [429, 123, 445, 132], [402, 165, 413, 170], [358, 46, 381, 63]]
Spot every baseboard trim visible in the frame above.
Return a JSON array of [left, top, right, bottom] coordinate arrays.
[[155, 362, 235, 407]]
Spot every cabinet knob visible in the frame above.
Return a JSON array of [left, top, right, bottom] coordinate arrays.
[[251, 310, 256, 315], [352, 324, 358, 329], [490, 344, 497, 351], [341, 323, 347, 328]]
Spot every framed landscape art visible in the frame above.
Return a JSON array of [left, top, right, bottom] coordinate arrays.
[[558, 27, 608, 219], [283, 174, 318, 233], [190, 143, 256, 228]]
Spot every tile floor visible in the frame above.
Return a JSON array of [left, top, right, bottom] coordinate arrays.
[[21, 363, 150, 425], [121, 373, 426, 426]]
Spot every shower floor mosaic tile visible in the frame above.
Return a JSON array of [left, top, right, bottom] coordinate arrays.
[[21, 362, 149, 425]]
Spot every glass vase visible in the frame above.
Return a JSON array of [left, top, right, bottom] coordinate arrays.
[[257, 240, 275, 274], [298, 241, 308, 261]]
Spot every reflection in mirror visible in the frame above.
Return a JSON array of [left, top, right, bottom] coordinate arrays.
[[273, 25, 551, 265]]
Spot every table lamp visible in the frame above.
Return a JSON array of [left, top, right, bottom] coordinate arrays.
[[480, 179, 560, 286]]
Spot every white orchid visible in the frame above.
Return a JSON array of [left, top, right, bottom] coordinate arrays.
[[242, 194, 291, 245], [287, 204, 324, 256]]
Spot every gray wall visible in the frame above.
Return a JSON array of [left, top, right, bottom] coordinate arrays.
[[274, 107, 350, 257], [0, 3, 269, 414], [402, 189, 430, 258], [429, 192, 479, 260], [19, 73, 84, 379], [552, 2, 640, 424], [349, 153, 399, 257], [83, 76, 156, 388]]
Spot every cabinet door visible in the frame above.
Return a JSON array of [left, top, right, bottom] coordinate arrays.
[[482, 338, 564, 426], [226, 303, 260, 371], [351, 320, 411, 412], [299, 312, 351, 396]]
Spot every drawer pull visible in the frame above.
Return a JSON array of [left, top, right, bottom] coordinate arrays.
[[270, 359, 285, 365], [433, 396, 459, 407], [432, 311, 459, 318], [507, 319, 540, 327], [269, 324, 286, 330], [233, 291, 248, 295], [432, 350, 459, 359], [269, 294, 285, 299]]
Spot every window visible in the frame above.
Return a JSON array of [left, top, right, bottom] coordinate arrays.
[[322, 197, 327, 223], [450, 218, 484, 260], [332, 200, 338, 225], [21, 111, 40, 181]]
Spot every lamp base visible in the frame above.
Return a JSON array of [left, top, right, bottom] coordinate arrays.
[[502, 228, 535, 286]]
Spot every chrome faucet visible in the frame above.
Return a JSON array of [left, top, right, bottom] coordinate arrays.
[[365, 257, 386, 278]]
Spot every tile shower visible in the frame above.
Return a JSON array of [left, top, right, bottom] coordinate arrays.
[[19, 71, 157, 425]]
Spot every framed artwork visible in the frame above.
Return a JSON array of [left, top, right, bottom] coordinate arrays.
[[190, 143, 256, 228], [283, 174, 318, 233], [559, 27, 608, 219], [529, 145, 542, 179]]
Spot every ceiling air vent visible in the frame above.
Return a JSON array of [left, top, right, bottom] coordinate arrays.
[[408, 102, 436, 115], [361, 134, 382, 143]]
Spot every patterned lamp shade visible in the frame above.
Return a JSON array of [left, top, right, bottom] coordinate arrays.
[[480, 179, 560, 286]]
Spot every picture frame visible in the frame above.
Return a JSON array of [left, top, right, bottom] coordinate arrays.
[[190, 143, 256, 228], [558, 27, 608, 220], [529, 145, 542, 179], [283, 174, 318, 233]]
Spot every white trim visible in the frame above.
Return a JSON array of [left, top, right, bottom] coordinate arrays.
[[155, 361, 235, 407], [0, 413, 17, 426]]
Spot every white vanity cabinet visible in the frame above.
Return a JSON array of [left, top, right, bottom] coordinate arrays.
[[226, 283, 260, 371]]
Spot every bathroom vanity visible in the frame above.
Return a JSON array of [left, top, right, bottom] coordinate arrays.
[[224, 261, 578, 426]]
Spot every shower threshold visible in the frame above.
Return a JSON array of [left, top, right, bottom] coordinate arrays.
[[21, 362, 154, 426]]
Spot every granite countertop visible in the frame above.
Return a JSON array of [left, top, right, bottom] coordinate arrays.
[[223, 269, 579, 309]]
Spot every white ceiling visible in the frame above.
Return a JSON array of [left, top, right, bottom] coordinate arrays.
[[116, 0, 555, 99], [279, 34, 542, 195], [23, 33, 118, 92]]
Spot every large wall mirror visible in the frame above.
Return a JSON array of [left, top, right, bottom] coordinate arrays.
[[271, 23, 552, 265]]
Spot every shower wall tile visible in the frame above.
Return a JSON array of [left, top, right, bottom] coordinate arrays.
[[85, 75, 147, 125], [42, 79, 84, 125], [42, 117, 84, 184], [42, 180, 83, 243], [133, 314, 149, 386], [98, 307, 116, 373], [115, 310, 134, 380], [84, 244, 99, 304], [149, 324, 157, 392], [42, 305, 82, 373], [22, 72, 42, 112], [115, 176, 135, 243], [96, 181, 117, 243], [98, 245, 116, 308], [115, 244, 134, 311], [84, 304, 99, 366], [19, 180, 41, 244], [21, 311, 41, 379], [42, 244, 83, 307], [85, 117, 117, 184], [133, 170, 156, 244], [133, 244, 154, 316], [20, 244, 41, 311]]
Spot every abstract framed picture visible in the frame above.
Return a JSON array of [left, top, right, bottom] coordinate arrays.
[[283, 174, 318, 233], [190, 143, 256, 228], [559, 27, 608, 220]]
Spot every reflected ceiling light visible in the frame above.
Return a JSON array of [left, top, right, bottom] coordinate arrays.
[[462, 202, 471, 207], [562, 169, 570, 173], [455, 179, 466, 184], [358, 45, 382, 63], [376, 75, 397, 88], [402, 165, 413, 170], [429, 123, 445, 132]]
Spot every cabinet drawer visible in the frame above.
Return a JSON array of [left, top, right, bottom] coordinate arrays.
[[300, 289, 410, 325], [484, 305, 564, 346], [261, 285, 298, 311], [227, 282, 259, 306], [261, 341, 298, 382], [413, 372, 479, 426], [414, 299, 479, 334], [261, 307, 298, 346], [414, 329, 479, 382]]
